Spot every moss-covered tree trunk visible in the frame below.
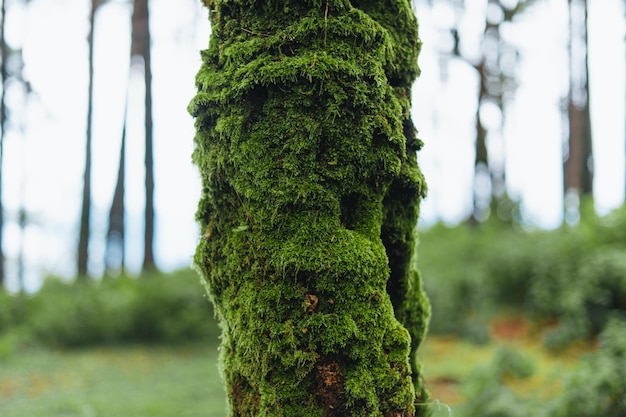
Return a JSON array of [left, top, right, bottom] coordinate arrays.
[[190, 0, 429, 415]]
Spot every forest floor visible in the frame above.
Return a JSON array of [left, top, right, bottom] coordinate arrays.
[[0, 317, 591, 417], [423, 315, 595, 415], [0, 344, 226, 416]]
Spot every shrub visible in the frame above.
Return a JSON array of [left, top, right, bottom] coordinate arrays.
[[28, 277, 137, 347], [0, 290, 30, 332], [418, 224, 495, 338], [549, 317, 626, 417], [420, 206, 626, 346], [25, 269, 219, 348], [458, 347, 536, 417], [129, 269, 219, 343]]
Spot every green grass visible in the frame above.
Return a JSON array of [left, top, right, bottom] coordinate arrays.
[[1, 327, 589, 417], [0, 345, 227, 417]]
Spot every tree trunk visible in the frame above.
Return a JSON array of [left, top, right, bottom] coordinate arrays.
[[105, 0, 153, 276], [564, 0, 593, 204], [0, 0, 7, 287], [190, 0, 430, 415], [106, 107, 126, 275], [131, 0, 155, 272], [472, 61, 490, 223], [78, 0, 98, 279]]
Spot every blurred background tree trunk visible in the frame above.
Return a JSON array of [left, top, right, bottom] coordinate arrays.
[[78, 0, 99, 279], [131, 0, 155, 273], [0, 0, 7, 288], [563, 0, 593, 224], [1, 0, 31, 290], [105, 0, 155, 276], [443, 0, 536, 224], [105, 109, 126, 275], [473, 59, 490, 223]]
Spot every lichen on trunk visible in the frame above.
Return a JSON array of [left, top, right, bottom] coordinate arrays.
[[190, 0, 430, 415]]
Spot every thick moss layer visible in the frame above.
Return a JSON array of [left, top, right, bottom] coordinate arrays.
[[190, 1, 429, 415]]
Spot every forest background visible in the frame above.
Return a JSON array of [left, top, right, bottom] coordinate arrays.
[[0, 0, 624, 292], [1, 0, 626, 416]]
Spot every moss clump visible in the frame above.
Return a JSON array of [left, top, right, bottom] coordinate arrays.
[[190, 0, 429, 415]]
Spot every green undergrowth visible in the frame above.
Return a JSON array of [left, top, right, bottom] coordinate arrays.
[[3, 324, 623, 417], [415, 205, 626, 417], [452, 316, 626, 417], [0, 269, 219, 350], [418, 205, 626, 349]]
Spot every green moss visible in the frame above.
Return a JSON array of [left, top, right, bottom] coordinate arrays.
[[191, 0, 429, 415]]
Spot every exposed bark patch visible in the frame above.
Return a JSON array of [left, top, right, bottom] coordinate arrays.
[[385, 410, 413, 417], [314, 359, 346, 416], [230, 379, 260, 417], [304, 294, 319, 314]]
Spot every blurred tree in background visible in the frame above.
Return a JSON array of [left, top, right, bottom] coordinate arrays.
[[0, 0, 31, 290], [0, 0, 7, 288], [131, 0, 155, 273], [105, 0, 156, 276], [105, 100, 126, 275], [77, 0, 100, 279], [428, 0, 574, 224], [80, 0, 156, 279], [563, 0, 593, 225]]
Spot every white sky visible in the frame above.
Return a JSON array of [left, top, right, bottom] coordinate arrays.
[[1, 0, 625, 291], [414, 0, 626, 226]]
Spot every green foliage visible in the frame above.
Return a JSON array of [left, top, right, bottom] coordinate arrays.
[[0, 289, 29, 332], [29, 277, 138, 347], [417, 222, 503, 337], [0, 269, 219, 349], [549, 317, 626, 417], [452, 318, 626, 417], [128, 269, 219, 343], [419, 205, 626, 347], [457, 347, 536, 417]]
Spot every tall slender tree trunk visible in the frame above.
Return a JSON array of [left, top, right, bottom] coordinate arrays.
[[472, 61, 490, 223], [190, 0, 429, 415], [564, 0, 593, 213], [16, 208, 25, 290], [106, 109, 126, 275], [131, 0, 155, 272], [0, 0, 7, 287], [78, 0, 98, 278]]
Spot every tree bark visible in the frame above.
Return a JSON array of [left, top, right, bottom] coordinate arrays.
[[0, 0, 7, 287], [190, 0, 429, 415], [78, 0, 98, 279], [472, 60, 490, 223], [106, 107, 126, 275], [564, 0, 593, 200], [132, 0, 155, 272]]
